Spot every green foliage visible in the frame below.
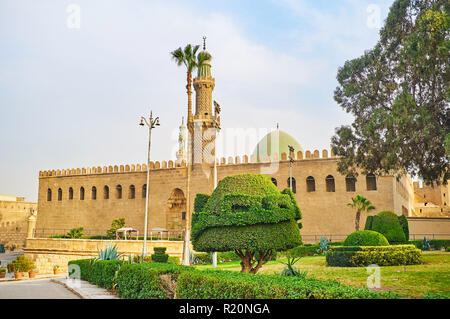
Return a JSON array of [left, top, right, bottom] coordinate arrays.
[[397, 215, 410, 241], [344, 230, 390, 246], [319, 236, 329, 253], [348, 194, 376, 231], [68, 259, 93, 281], [66, 227, 84, 239], [90, 260, 123, 289], [326, 245, 422, 267], [194, 194, 210, 213], [365, 211, 407, 244], [423, 237, 432, 250], [176, 270, 397, 299], [194, 220, 302, 253], [106, 218, 126, 238], [116, 262, 191, 299], [331, 0, 450, 184], [97, 243, 121, 260], [192, 174, 302, 253], [7, 256, 34, 273], [280, 256, 304, 277], [408, 239, 450, 250], [280, 245, 319, 258], [151, 247, 169, 263]]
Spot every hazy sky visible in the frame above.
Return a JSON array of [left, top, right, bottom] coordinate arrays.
[[0, 0, 393, 201]]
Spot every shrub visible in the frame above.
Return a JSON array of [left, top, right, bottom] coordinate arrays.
[[68, 259, 94, 281], [280, 245, 319, 258], [364, 211, 407, 244], [116, 262, 190, 299], [106, 218, 125, 238], [151, 247, 169, 263], [397, 215, 409, 241], [194, 194, 210, 213], [7, 256, 34, 273], [344, 230, 390, 246], [91, 260, 123, 289], [176, 270, 397, 299], [326, 245, 422, 267], [192, 174, 302, 273], [66, 227, 84, 239]]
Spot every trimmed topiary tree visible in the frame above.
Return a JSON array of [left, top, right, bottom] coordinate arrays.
[[344, 230, 390, 246], [364, 211, 407, 244], [192, 174, 302, 274]]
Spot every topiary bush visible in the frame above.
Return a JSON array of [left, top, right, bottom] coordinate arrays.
[[326, 245, 422, 267], [344, 230, 390, 246], [151, 247, 169, 263], [192, 174, 302, 274], [364, 211, 407, 244]]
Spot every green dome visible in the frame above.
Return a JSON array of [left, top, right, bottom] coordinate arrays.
[[252, 129, 303, 160]]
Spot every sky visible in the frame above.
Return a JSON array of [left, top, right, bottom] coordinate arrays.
[[0, 0, 393, 201]]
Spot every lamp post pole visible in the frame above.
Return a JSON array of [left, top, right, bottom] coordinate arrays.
[[288, 145, 295, 191], [139, 110, 160, 256], [212, 120, 220, 268]]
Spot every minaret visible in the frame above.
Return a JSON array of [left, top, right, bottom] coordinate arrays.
[[176, 117, 187, 164], [192, 37, 220, 166]]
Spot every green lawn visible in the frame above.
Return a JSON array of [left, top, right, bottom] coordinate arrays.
[[194, 252, 450, 298]]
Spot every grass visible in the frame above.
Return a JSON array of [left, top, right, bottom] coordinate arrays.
[[194, 252, 450, 298]]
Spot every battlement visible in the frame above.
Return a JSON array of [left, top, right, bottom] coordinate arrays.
[[39, 149, 336, 178]]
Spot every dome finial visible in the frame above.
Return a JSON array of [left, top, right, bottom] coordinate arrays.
[[203, 36, 206, 50]]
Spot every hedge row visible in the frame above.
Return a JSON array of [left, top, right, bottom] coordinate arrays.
[[326, 245, 422, 267], [68, 259, 122, 289], [68, 259, 397, 299], [176, 270, 396, 299]]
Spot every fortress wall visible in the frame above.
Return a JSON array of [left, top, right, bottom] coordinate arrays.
[[36, 151, 416, 239], [0, 200, 36, 248], [407, 217, 450, 239]]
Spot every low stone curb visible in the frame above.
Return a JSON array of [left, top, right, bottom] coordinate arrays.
[[51, 278, 118, 299], [0, 273, 67, 283]]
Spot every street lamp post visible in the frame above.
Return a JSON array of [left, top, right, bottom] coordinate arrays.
[[288, 145, 295, 191], [212, 115, 221, 268], [139, 110, 160, 256]]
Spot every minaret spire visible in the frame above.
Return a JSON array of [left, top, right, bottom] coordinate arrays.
[[203, 36, 206, 50]]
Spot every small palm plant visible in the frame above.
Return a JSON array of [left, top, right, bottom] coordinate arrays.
[[348, 194, 376, 231], [280, 255, 307, 278]]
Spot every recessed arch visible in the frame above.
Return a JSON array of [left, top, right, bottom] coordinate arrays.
[[306, 176, 315, 192], [58, 188, 62, 201], [287, 177, 296, 193], [129, 185, 135, 199], [104, 185, 109, 200], [80, 187, 85, 200], [366, 174, 377, 191], [326, 175, 335, 192], [69, 187, 74, 200], [116, 185, 122, 199], [346, 175, 356, 192], [92, 186, 97, 200]]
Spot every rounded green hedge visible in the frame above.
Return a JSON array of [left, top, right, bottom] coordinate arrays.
[[192, 174, 302, 253], [365, 211, 407, 244], [344, 230, 389, 246]]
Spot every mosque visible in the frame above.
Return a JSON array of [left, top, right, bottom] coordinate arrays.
[[35, 45, 441, 242]]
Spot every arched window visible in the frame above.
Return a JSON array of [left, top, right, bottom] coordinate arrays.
[[182, 212, 186, 220], [306, 176, 315, 192], [92, 186, 97, 200], [142, 184, 147, 198], [366, 174, 377, 191], [80, 187, 85, 200], [271, 178, 277, 186], [104, 186, 109, 199], [326, 175, 335, 192], [346, 175, 356, 192], [129, 185, 135, 199], [116, 185, 122, 199], [47, 189, 52, 201], [58, 188, 62, 201], [287, 177, 296, 193], [69, 187, 74, 200]]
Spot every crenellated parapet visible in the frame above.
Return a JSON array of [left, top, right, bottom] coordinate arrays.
[[39, 149, 336, 178]]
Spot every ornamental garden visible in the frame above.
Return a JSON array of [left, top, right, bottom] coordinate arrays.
[[56, 174, 449, 299]]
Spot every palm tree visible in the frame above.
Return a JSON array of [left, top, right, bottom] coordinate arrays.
[[170, 43, 210, 265], [348, 195, 376, 231], [170, 44, 211, 124]]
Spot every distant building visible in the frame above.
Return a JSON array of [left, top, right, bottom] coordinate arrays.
[[0, 195, 37, 248]]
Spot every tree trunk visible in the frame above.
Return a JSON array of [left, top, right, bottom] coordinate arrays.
[[186, 72, 192, 124], [355, 210, 361, 231]]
